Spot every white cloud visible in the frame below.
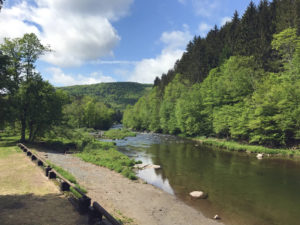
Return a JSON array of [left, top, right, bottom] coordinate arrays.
[[221, 16, 231, 26], [178, 0, 186, 4], [91, 60, 138, 65], [160, 29, 192, 51], [0, 2, 39, 39], [0, 0, 133, 67], [198, 22, 212, 37], [127, 29, 192, 83], [192, 0, 220, 17], [48, 67, 116, 86]]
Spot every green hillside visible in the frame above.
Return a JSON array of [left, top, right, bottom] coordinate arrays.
[[59, 82, 152, 111]]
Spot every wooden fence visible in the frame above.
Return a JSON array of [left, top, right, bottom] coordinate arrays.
[[17, 143, 121, 225]]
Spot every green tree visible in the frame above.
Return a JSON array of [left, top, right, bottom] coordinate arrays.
[[17, 75, 67, 142], [272, 28, 300, 65], [0, 33, 51, 141]]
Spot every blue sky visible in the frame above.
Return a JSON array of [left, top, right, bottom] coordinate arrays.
[[0, 0, 261, 86]]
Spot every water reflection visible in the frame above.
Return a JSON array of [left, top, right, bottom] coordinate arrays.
[[109, 133, 300, 225]]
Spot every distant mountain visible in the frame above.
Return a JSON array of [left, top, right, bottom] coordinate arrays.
[[59, 82, 152, 111]]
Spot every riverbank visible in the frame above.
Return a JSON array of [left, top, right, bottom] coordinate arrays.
[[33, 148, 224, 225], [193, 136, 300, 157]]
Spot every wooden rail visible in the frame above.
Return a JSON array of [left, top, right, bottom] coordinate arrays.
[[17, 143, 121, 225]]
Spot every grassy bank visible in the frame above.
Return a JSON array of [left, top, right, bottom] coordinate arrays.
[[103, 129, 136, 140], [194, 137, 300, 156], [28, 127, 138, 180], [76, 141, 137, 180]]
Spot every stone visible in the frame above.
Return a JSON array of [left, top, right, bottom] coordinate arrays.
[[189, 191, 207, 199], [150, 165, 161, 169], [134, 164, 161, 170], [134, 164, 148, 169], [213, 214, 221, 220], [256, 153, 264, 159]]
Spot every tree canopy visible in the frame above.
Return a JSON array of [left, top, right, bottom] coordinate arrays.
[[124, 0, 300, 148]]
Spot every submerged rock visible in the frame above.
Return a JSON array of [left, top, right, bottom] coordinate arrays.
[[189, 191, 207, 199]]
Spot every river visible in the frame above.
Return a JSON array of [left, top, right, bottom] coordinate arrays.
[[103, 132, 300, 225]]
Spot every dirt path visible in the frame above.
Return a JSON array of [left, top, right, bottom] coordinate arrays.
[[0, 148, 88, 225], [38, 150, 224, 225]]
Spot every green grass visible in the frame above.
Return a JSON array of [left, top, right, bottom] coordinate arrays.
[[70, 186, 83, 198], [45, 160, 87, 197], [194, 137, 300, 156], [0, 135, 21, 158], [76, 140, 137, 180], [103, 129, 136, 140], [46, 160, 78, 184]]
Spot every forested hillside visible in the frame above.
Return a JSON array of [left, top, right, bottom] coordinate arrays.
[[123, 0, 300, 147], [59, 82, 152, 111]]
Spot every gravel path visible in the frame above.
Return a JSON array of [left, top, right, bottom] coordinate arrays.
[[39, 150, 224, 225]]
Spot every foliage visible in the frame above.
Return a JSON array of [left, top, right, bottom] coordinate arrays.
[[16, 75, 67, 142], [59, 82, 152, 111], [63, 96, 115, 130], [0, 33, 60, 142], [103, 129, 136, 140], [42, 127, 94, 151], [124, 26, 300, 149]]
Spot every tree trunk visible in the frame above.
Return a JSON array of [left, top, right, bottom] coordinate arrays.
[[20, 118, 26, 142], [28, 121, 33, 142]]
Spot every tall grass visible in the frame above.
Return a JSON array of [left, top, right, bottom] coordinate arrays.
[[76, 141, 137, 180], [103, 129, 136, 140], [195, 137, 300, 156]]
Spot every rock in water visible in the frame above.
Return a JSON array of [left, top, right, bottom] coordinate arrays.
[[189, 191, 207, 199], [151, 165, 161, 169], [213, 214, 221, 220], [134, 164, 148, 169], [134, 164, 161, 169], [256, 153, 264, 159]]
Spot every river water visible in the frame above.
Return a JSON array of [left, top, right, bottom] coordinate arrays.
[[105, 132, 300, 225]]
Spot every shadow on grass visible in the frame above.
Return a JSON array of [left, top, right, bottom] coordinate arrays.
[[0, 135, 21, 147], [0, 141, 18, 148], [0, 193, 88, 225]]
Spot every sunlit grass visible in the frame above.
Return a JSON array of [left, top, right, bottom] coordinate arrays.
[[103, 129, 136, 140], [76, 140, 137, 180]]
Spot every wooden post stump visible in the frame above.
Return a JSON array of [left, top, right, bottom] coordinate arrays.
[[88, 206, 103, 224], [48, 171, 56, 179], [45, 166, 51, 177], [37, 160, 44, 166], [78, 196, 91, 214], [60, 181, 70, 191], [31, 155, 37, 161], [27, 151, 32, 156]]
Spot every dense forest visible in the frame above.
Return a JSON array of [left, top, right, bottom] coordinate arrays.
[[123, 0, 300, 147], [59, 82, 152, 111]]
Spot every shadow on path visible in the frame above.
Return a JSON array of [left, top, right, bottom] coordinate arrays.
[[0, 193, 88, 225]]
